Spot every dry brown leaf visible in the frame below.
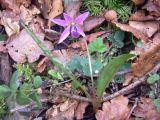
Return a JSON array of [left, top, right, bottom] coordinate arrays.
[[65, 1, 82, 19], [0, 11, 20, 36], [95, 95, 130, 120], [123, 73, 134, 86], [19, 5, 40, 24], [133, 97, 160, 120], [113, 21, 150, 42], [34, 0, 52, 19], [6, 29, 53, 63], [49, 0, 63, 19], [131, 0, 145, 5], [0, 0, 31, 12], [46, 100, 78, 120], [129, 21, 160, 37], [143, 0, 160, 17], [83, 16, 105, 32], [75, 102, 88, 120], [0, 41, 7, 52], [132, 32, 160, 77], [129, 10, 156, 21], [36, 57, 48, 73]]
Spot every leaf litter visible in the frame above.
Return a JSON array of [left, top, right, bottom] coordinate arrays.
[[0, 0, 160, 120]]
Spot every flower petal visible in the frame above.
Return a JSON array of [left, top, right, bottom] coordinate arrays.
[[76, 26, 86, 37], [71, 31, 80, 38], [63, 13, 73, 23], [51, 19, 68, 27], [58, 26, 70, 43], [75, 12, 89, 25]]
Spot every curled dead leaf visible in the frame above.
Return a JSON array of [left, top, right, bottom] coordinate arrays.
[[0, 11, 20, 36], [132, 0, 145, 5], [129, 10, 156, 21], [83, 16, 105, 32], [133, 97, 160, 120], [113, 21, 150, 42], [132, 32, 160, 77], [96, 95, 130, 120], [6, 29, 53, 63], [129, 21, 160, 37], [143, 0, 160, 17], [75, 102, 88, 120], [65, 1, 82, 19]]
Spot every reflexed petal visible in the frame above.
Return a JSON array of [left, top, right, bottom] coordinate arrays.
[[76, 26, 86, 37], [51, 19, 68, 27], [75, 12, 89, 25], [58, 26, 70, 43], [63, 13, 73, 23]]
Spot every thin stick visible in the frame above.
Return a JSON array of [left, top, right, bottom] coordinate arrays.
[[10, 98, 48, 113], [126, 98, 139, 120]]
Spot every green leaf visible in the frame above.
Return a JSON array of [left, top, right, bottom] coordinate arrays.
[[154, 99, 160, 112], [20, 83, 32, 95], [16, 90, 31, 105], [33, 76, 43, 88], [29, 92, 42, 108], [0, 85, 12, 99], [67, 55, 103, 76], [107, 30, 125, 48], [48, 70, 63, 80], [10, 70, 19, 93], [147, 73, 160, 84], [96, 54, 134, 104], [88, 38, 106, 53]]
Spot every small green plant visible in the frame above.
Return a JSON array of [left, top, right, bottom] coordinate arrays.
[[0, 99, 9, 118], [67, 55, 103, 76], [88, 38, 107, 53], [107, 30, 125, 48], [82, 0, 104, 16], [103, 0, 133, 22], [16, 64, 34, 81], [147, 73, 160, 84], [154, 98, 160, 112], [20, 21, 133, 110]]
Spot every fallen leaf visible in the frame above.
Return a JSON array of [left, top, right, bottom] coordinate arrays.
[[65, 1, 82, 19], [19, 5, 40, 24], [46, 100, 78, 120], [123, 73, 134, 86], [133, 97, 160, 120], [34, 0, 52, 19], [0, 41, 7, 52], [131, 0, 145, 5], [83, 16, 105, 32], [6, 29, 53, 63], [49, 0, 63, 19], [112, 21, 150, 42], [129, 10, 156, 21], [75, 102, 88, 120], [129, 21, 160, 37], [95, 95, 130, 120], [0, 11, 20, 36], [132, 32, 160, 77], [36, 57, 48, 73], [143, 0, 160, 17]]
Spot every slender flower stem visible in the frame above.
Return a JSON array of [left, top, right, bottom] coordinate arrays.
[[83, 38, 97, 111], [20, 20, 90, 97]]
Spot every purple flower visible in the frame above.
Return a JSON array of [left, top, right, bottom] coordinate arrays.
[[51, 12, 89, 43]]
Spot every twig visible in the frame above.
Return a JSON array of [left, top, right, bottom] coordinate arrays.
[[126, 98, 139, 120], [10, 98, 48, 113], [103, 76, 146, 102], [55, 92, 91, 102]]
